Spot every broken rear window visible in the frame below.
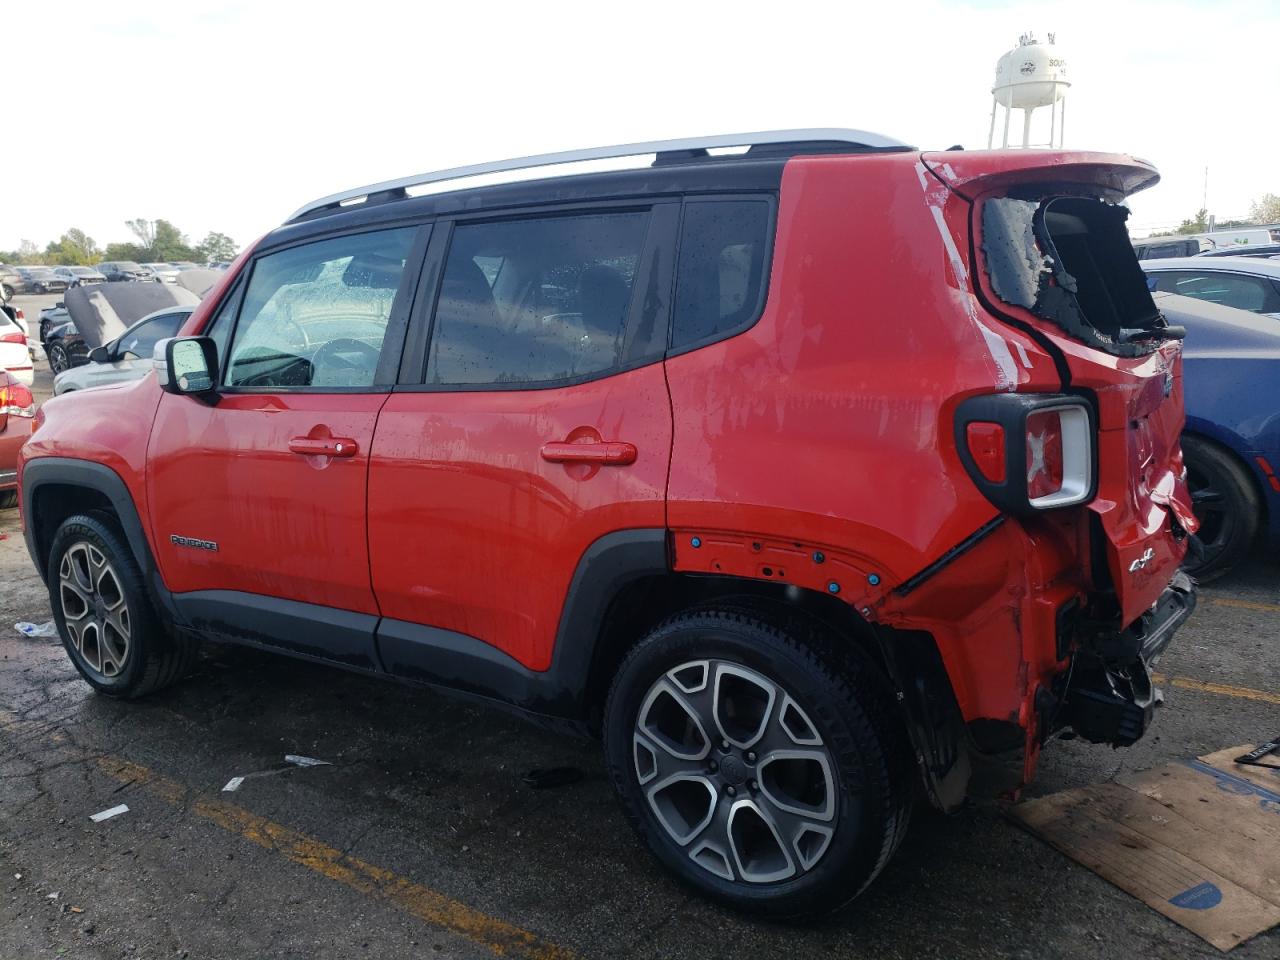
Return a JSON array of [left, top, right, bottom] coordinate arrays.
[[983, 195, 1168, 357]]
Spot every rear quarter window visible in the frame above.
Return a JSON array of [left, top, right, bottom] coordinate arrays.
[[670, 199, 771, 352]]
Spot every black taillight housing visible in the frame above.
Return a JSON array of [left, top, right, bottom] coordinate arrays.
[[955, 393, 1096, 515]]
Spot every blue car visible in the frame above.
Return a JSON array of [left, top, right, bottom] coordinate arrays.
[[1156, 291, 1280, 579]]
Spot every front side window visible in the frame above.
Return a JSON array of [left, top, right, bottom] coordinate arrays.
[[118, 312, 186, 359], [670, 200, 771, 350], [426, 211, 650, 385], [225, 227, 415, 389]]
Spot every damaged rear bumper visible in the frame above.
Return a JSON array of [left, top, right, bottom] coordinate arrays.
[[1060, 571, 1197, 747]]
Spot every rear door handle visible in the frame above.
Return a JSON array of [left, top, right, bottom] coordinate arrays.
[[289, 436, 358, 458], [540, 440, 637, 465]]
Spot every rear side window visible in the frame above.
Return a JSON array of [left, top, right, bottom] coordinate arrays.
[[670, 200, 770, 350], [225, 227, 415, 389], [426, 211, 650, 386], [1149, 271, 1280, 314]]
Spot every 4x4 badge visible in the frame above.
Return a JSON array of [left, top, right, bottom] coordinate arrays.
[[170, 534, 219, 552], [1128, 547, 1155, 573]]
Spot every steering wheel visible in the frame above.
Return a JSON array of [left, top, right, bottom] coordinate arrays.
[[309, 338, 381, 386]]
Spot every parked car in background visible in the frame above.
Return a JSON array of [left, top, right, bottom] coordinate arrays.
[[46, 282, 199, 375], [38, 302, 68, 344], [0, 264, 25, 300], [97, 261, 155, 282], [18, 131, 1199, 916], [144, 262, 181, 284], [0, 369, 36, 508], [1143, 257, 1280, 320], [1132, 236, 1202, 259], [205, 261, 232, 271], [1158, 291, 1280, 578], [168, 260, 201, 271], [40, 314, 89, 374], [19, 268, 68, 294], [53, 266, 107, 288], [54, 306, 194, 395], [1198, 243, 1280, 259], [0, 306, 35, 385], [1192, 227, 1280, 249]]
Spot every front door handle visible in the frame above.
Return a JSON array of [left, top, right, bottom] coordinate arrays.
[[540, 439, 637, 465], [289, 436, 358, 458]]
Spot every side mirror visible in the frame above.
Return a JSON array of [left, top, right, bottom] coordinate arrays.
[[55, 301, 64, 308], [154, 336, 219, 399], [88, 345, 111, 364]]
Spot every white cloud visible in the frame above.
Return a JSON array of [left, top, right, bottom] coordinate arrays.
[[3, 0, 1276, 251]]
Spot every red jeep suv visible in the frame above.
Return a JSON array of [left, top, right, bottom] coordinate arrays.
[[18, 130, 1198, 917]]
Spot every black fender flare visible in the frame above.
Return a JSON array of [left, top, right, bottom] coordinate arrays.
[[21, 457, 181, 622]]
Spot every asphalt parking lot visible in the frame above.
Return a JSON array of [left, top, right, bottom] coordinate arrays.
[[1, 292, 1277, 959]]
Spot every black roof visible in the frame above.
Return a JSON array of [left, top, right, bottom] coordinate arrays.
[[267, 155, 796, 252]]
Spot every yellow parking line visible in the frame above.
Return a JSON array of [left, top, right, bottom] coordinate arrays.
[[0, 706, 576, 958], [89, 756, 577, 960], [1153, 674, 1280, 706], [1209, 597, 1280, 615]]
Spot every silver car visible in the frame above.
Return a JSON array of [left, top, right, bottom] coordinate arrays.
[[53, 306, 194, 395], [1141, 256, 1280, 320]]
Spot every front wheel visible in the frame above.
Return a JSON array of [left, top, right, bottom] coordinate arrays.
[[604, 607, 911, 918], [1, 284, 13, 301], [48, 513, 197, 697], [1182, 434, 1260, 581], [47, 342, 71, 373]]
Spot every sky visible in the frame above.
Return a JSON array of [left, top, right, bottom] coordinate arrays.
[[3, 0, 1277, 253]]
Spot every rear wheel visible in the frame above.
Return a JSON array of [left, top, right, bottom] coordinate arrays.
[[1, 284, 12, 301], [604, 606, 911, 918], [0, 491, 17, 509], [1181, 434, 1260, 581], [48, 513, 197, 697]]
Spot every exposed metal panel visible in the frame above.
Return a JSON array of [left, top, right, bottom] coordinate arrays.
[[286, 128, 910, 223]]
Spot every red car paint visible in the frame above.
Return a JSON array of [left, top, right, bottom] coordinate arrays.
[[0, 373, 35, 494], [19, 147, 1194, 792]]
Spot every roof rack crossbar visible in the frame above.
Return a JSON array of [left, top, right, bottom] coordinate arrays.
[[285, 128, 910, 223]]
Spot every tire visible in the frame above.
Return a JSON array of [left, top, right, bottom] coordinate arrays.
[[1, 284, 12, 301], [47, 342, 70, 374], [47, 513, 197, 698], [604, 605, 912, 919], [1181, 434, 1260, 581], [0, 491, 17, 509]]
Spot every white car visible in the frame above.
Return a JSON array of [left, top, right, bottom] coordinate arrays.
[[1141, 257, 1280, 321], [53, 306, 193, 395], [144, 262, 182, 284], [0, 307, 34, 386]]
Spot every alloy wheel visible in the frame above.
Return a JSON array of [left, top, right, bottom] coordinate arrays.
[[48, 343, 70, 373], [58, 542, 131, 677], [632, 659, 838, 884]]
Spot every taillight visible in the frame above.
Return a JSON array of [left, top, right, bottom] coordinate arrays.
[[0, 331, 26, 345], [0, 382, 36, 417], [958, 395, 1095, 513]]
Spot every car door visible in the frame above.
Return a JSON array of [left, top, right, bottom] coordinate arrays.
[[147, 224, 429, 668], [367, 204, 676, 678]]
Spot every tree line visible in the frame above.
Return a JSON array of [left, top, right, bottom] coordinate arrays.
[[0, 220, 238, 267], [1150, 193, 1280, 238]]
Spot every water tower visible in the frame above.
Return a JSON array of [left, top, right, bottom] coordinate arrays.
[[988, 32, 1070, 149]]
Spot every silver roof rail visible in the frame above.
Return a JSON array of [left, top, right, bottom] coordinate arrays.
[[285, 128, 911, 223]]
